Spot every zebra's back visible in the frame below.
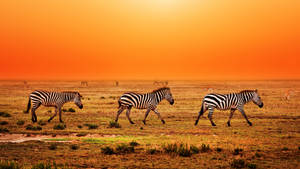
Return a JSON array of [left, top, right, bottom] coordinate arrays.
[[30, 90, 62, 107], [119, 92, 152, 109], [204, 93, 238, 110]]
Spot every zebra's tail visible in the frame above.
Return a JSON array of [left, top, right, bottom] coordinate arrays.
[[195, 103, 204, 126], [25, 97, 31, 114]]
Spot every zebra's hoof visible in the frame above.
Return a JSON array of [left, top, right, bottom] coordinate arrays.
[[248, 122, 252, 126], [212, 123, 216, 126], [130, 121, 135, 124], [142, 120, 146, 125], [195, 120, 198, 126], [227, 122, 231, 127], [161, 120, 165, 124]]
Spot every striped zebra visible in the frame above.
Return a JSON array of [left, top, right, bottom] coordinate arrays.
[[195, 90, 263, 127], [115, 87, 174, 124], [25, 90, 83, 123]]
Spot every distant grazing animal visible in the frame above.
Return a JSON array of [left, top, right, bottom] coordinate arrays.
[[195, 90, 263, 127], [25, 91, 83, 123], [116, 87, 174, 124], [81, 81, 88, 87]]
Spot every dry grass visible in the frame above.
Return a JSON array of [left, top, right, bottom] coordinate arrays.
[[0, 80, 299, 168]]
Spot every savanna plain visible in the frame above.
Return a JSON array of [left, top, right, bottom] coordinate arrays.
[[0, 80, 299, 169]]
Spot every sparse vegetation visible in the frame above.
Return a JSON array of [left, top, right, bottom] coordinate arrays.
[[247, 163, 257, 169], [0, 160, 20, 169], [0, 121, 8, 125], [16, 120, 25, 125], [76, 133, 87, 137], [200, 144, 210, 152], [108, 121, 121, 128], [26, 124, 42, 131], [101, 146, 115, 155], [115, 143, 135, 154], [70, 144, 79, 150], [84, 123, 98, 129], [282, 147, 289, 151], [216, 147, 222, 152], [53, 123, 66, 130], [0, 112, 11, 117], [37, 120, 47, 126], [48, 144, 57, 150], [146, 148, 159, 154], [129, 140, 139, 147], [233, 148, 243, 155], [231, 159, 246, 168], [31, 162, 57, 169], [67, 108, 75, 112]]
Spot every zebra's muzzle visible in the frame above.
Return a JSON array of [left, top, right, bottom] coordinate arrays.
[[170, 100, 174, 105], [79, 105, 83, 109], [259, 103, 263, 108]]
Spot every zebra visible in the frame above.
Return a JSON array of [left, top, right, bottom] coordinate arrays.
[[194, 90, 263, 127], [115, 87, 174, 124], [25, 90, 83, 123]]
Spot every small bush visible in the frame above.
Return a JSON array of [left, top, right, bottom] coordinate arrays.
[[255, 152, 262, 158], [177, 144, 192, 157], [70, 144, 79, 150], [231, 159, 246, 168], [16, 120, 25, 126], [53, 123, 66, 130], [129, 140, 139, 147], [100, 96, 105, 99], [77, 125, 82, 129], [190, 145, 200, 154], [0, 112, 11, 117], [84, 123, 98, 129], [163, 143, 178, 154], [216, 147, 222, 152], [116, 143, 134, 154], [282, 147, 288, 151], [0, 121, 8, 125], [298, 146, 300, 150], [200, 144, 210, 152], [48, 144, 57, 150], [31, 162, 57, 169], [0, 127, 9, 133], [0, 160, 20, 169], [26, 125, 42, 131], [76, 133, 87, 137], [108, 121, 121, 128], [68, 108, 75, 112], [37, 120, 47, 126], [101, 146, 115, 155], [147, 148, 158, 154], [247, 163, 257, 169], [233, 148, 243, 155]]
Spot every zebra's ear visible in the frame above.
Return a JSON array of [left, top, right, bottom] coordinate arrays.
[[255, 89, 258, 92]]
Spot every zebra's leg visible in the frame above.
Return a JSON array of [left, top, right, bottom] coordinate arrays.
[[195, 103, 207, 126], [115, 107, 125, 122], [31, 102, 41, 123], [126, 108, 135, 124], [227, 108, 236, 127], [153, 109, 165, 124], [48, 107, 58, 122], [142, 109, 151, 125], [58, 107, 64, 123], [238, 108, 252, 126], [208, 108, 216, 126]]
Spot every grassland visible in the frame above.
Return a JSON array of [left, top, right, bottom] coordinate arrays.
[[0, 80, 299, 168]]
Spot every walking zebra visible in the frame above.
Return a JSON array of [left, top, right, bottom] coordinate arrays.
[[25, 90, 83, 123], [115, 87, 174, 124], [195, 90, 263, 127]]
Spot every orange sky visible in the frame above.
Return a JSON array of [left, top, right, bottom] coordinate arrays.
[[0, 0, 299, 80]]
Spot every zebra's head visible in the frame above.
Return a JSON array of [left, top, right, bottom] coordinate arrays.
[[252, 89, 263, 108], [164, 88, 174, 105], [74, 92, 83, 109]]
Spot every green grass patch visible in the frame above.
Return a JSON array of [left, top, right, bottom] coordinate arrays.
[[0, 160, 20, 169], [31, 162, 58, 169]]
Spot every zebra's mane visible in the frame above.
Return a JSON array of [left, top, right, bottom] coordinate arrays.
[[239, 90, 256, 94], [152, 87, 170, 93]]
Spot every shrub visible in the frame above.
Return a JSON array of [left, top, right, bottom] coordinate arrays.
[[177, 144, 192, 157], [190, 145, 200, 154], [0, 127, 9, 133], [0, 112, 11, 117], [70, 144, 79, 150], [116, 143, 134, 154], [16, 120, 25, 126], [247, 163, 257, 169], [77, 125, 82, 129], [100, 96, 105, 99], [0, 121, 8, 125], [38, 120, 47, 126], [31, 162, 57, 169], [255, 152, 261, 158], [101, 146, 115, 155], [108, 121, 121, 128], [147, 148, 158, 154], [231, 159, 246, 168], [0, 160, 20, 169], [163, 143, 178, 154], [298, 146, 300, 150], [84, 123, 98, 129], [48, 144, 57, 150], [216, 147, 222, 152], [129, 140, 139, 147], [26, 125, 42, 131], [200, 144, 210, 152], [233, 148, 243, 155], [282, 147, 288, 151], [53, 123, 66, 130], [68, 108, 75, 112]]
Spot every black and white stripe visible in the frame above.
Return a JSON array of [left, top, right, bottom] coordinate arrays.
[[195, 90, 263, 127], [25, 90, 83, 123], [115, 87, 174, 124]]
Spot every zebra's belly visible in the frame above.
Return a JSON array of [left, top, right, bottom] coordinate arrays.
[[41, 102, 57, 107]]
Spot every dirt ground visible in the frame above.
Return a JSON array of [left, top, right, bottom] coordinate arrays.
[[0, 80, 299, 168]]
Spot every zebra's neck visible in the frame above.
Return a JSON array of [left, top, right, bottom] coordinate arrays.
[[63, 93, 76, 103], [153, 90, 164, 104], [239, 92, 254, 104]]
